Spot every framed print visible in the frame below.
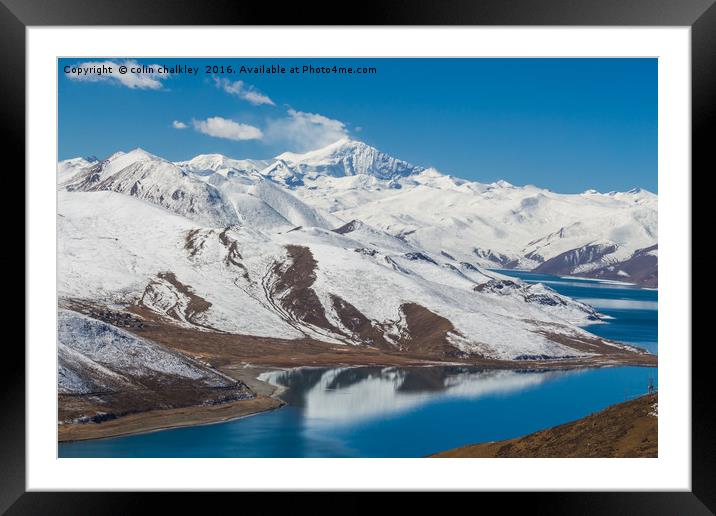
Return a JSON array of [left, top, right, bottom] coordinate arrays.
[[6, 0, 711, 512]]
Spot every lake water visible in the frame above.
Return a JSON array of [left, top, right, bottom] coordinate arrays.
[[495, 270, 658, 354], [59, 271, 657, 458]]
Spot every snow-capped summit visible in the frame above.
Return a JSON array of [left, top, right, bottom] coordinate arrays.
[[273, 138, 424, 180], [492, 179, 514, 188], [60, 147, 240, 227], [57, 156, 99, 182], [109, 147, 162, 164], [176, 154, 270, 178]]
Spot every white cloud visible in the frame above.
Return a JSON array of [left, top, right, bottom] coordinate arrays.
[[266, 109, 349, 151], [192, 117, 263, 141], [64, 60, 169, 90], [172, 120, 188, 129], [214, 77, 275, 106]]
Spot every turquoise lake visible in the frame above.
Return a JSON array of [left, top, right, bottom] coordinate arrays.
[[59, 271, 657, 458]]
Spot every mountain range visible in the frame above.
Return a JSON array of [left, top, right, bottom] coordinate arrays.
[[57, 139, 656, 423], [62, 138, 657, 280]]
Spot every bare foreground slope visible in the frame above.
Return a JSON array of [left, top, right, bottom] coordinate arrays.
[[58, 299, 656, 442], [57, 142, 657, 444], [431, 393, 658, 458]]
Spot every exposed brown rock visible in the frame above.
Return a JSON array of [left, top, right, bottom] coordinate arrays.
[[59, 377, 253, 426], [137, 271, 213, 327], [331, 294, 389, 347], [333, 219, 361, 234], [64, 298, 656, 368], [397, 303, 466, 358], [269, 245, 342, 336], [578, 244, 658, 288], [537, 327, 650, 357], [218, 227, 249, 278], [534, 242, 618, 275], [184, 228, 205, 258]]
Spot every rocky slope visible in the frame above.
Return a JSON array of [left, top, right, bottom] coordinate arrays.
[[431, 393, 658, 458], [575, 244, 658, 287], [58, 309, 254, 425]]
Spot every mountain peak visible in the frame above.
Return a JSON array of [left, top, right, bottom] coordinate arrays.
[[105, 147, 163, 164], [322, 136, 360, 149], [604, 187, 656, 199], [190, 153, 227, 161], [274, 137, 364, 162], [626, 187, 644, 194], [491, 179, 514, 188], [176, 153, 270, 178], [273, 138, 423, 181], [127, 147, 159, 159], [183, 153, 238, 169]]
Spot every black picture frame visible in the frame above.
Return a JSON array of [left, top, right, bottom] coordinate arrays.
[[5, 0, 708, 512]]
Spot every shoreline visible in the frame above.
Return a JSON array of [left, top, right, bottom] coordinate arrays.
[[430, 393, 658, 458], [488, 268, 658, 289], [59, 363, 288, 444], [59, 394, 284, 443], [59, 357, 656, 445]]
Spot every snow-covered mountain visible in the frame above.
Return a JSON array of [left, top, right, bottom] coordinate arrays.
[[58, 189, 621, 359], [205, 139, 655, 285], [57, 139, 655, 364], [573, 244, 658, 287], [273, 138, 424, 180], [288, 163, 657, 281], [175, 153, 270, 177], [61, 149, 240, 227], [61, 140, 656, 283]]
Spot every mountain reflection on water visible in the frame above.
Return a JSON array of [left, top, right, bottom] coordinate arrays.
[[59, 364, 655, 457], [261, 366, 569, 425]]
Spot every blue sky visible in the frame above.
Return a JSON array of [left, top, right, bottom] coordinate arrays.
[[58, 58, 656, 193]]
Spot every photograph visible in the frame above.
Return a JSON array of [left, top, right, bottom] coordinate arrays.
[[4, 0, 708, 506], [55, 57, 659, 459]]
